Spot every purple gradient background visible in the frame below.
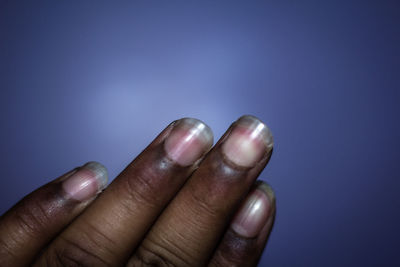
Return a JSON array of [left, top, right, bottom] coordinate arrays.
[[1, 1, 399, 266]]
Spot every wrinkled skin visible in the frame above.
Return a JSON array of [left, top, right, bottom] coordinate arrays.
[[0, 115, 276, 267]]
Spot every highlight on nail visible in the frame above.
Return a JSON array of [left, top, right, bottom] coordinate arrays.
[[230, 181, 275, 238], [222, 115, 273, 167], [62, 161, 108, 202], [164, 118, 214, 166]]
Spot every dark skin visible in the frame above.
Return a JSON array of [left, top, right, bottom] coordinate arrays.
[[0, 115, 276, 267]]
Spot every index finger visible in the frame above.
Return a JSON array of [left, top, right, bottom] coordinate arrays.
[[35, 118, 213, 266]]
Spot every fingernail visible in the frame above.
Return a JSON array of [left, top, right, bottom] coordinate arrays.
[[62, 161, 108, 202], [222, 115, 273, 167], [231, 181, 275, 238], [164, 118, 214, 166]]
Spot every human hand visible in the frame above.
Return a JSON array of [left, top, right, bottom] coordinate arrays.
[[0, 115, 275, 267]]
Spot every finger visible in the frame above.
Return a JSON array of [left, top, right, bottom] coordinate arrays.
[[35, 118, 213, 266], [130, 115, 273, 266], [0, 162, 108, 267], [209, 181, 276, 267]]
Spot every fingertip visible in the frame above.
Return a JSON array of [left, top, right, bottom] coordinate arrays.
[[164, 118, 214, 166], [222, 115, 273, 168], [209, 180, 276, 267], [230, 180, 275, 238], [62, 161, 108, 202]]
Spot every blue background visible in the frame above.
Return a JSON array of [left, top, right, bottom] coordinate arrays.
[[1, 1, 399, 266]]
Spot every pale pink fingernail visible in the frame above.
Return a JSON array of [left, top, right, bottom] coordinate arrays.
[[222, 115, 273, 167], [164, 118, 213, 166], [62, 161, 108, 202], [231, 181, 275, 238]]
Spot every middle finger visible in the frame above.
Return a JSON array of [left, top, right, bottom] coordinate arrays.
[[130, 115, 273, 266]]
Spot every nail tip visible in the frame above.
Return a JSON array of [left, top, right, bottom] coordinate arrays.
[[179, 117, 214, 146], [237, 115, 274, 148], [83, 161, 109, 188], [255, 180, 276, 206], [237, 115, 264, 125]]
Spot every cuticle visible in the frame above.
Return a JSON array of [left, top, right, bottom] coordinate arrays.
[[219, 148, 253, 172], [161, 139, 191, 168]]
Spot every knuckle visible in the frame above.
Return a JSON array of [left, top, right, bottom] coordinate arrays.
[[13, 202, 44, 238], [81, 218, 119, 253], [125, 169, 161, 207], [0, 237, 18, 265], [121, 146, 184, 208], [186, 166, 244, 220], [12, 185, 62, 238], [43, 236, 111, 267], [122, 158, 175, 209], [130, 238, 191, 267], [130, 247, 175, 267], [187, 183, 223, 219]]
